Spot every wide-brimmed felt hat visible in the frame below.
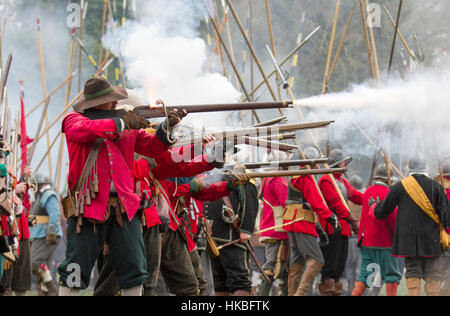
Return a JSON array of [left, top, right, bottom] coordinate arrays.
[[73, 77, 128, 113]]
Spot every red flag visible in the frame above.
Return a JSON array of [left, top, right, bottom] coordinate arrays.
[[19, 80, 33, 174]]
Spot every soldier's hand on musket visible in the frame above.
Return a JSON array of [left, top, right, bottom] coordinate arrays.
[[230, 174, 251, 187], [327, 213, 342, 235], [123, 111, 151, 130], [15, 182, 27, 195], [167, 109, 187, 128], [239, 232, 252, 244], [12, 195, 23, 216], [202, 135, 216, 149]]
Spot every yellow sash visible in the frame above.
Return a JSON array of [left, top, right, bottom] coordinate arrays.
[[401, 176, 450, 251]]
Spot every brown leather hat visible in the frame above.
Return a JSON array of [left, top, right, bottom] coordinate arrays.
[[73, 77, 128, 113]]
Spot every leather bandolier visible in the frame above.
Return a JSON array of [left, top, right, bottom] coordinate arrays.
[[283, 182, 317, 224]]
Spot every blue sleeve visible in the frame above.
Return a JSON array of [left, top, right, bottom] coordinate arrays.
[[43, 195, 61, 228]]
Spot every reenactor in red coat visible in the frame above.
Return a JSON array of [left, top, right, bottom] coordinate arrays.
[[352, 164, 402, 296], [318, 149, 362, 296], [284, 146, 340, 296]]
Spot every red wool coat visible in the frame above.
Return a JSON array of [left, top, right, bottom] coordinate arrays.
[[63, 111, 170, 222], [319, 174, 363, 237], [284, 175, 333, 237], [259, 177, 289, 241], [358, 182, 397, 248]]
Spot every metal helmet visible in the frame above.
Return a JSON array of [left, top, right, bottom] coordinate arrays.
[[442, 158, 450, 176], [328, 149, 352, 168], [35, 174, 52, 186], [349, 175, 363, 190], [408, 154, 427, 174], [303, 145, 321, 160]]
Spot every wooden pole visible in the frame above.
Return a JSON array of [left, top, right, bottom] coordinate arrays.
[[98, 0, 109, 64], [388, 0, 404, 75], [383, 5, 415, 60], [365, 0, 380, 81], [55, 28, 76, 193], [264, 0, 282, 100], [321, 0, 340, 94], [26, 71, 77, 118], [37, 16, 53, 181], [35, 131, 62, 174], [28, 98, 51, 165], [327, 1, 355, 85], [358, 0, 375, 79], [226, 0, 278, 103]]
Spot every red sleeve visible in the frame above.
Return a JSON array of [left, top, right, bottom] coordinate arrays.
[[134, 129, 171, 159], [193, 181, 231, 202], [319, 176, 350, 219], [295, 176, 333, 220], [63, 112, 119, 143], [270, 177, 288, 208], [343, 178, 363, 205], [134, 159, 150, 182], [152, 155, 214, 181]]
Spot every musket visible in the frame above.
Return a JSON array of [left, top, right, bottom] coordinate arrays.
[[243, 158, 329, 169], [174, 120, 335, 147], [239, 168, 346, 179], [236, 136, 297, 152], [251, 116, 287, 128], [259, 133, 296, 142], [132, 101, 293, 119]]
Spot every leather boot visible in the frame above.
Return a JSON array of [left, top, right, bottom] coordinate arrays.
[[333, 280, 344, 296], [287, 263, 304, 296], [406, 278, 421, 296], [294, 258, 323, 296], [385, 283, 398, 296], [351, 281, 367, 296], [318, 279, 335, 296], [279, 277, 289, 297], [231, 290, 251, 296], [424, 278, 441, 296]]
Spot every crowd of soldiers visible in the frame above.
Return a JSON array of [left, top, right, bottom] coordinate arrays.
[[1, 77, 450, 297]]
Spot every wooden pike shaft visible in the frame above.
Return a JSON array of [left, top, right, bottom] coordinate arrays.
[[28, 97, 51, 165], [26, 71, 77, 118], [55, 29, 76, 193], [217, 217, 305, 250], [242, 26, 321, 102], [359, 0, 375, 79], [226, 0, 278, 104], [328, 2, 355, 85], [388, 0, 404, 75], [35, 131, 62, 174], [265, 0, 282, 100], [383, 5, 415, 59], [322, 0, 340, 94], [365, 0, 380, 81], [37, 17, 53, 181], [206, 12, 227, 72], [98, 0, 108, 64]]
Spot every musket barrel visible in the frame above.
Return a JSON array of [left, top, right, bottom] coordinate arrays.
[[132, 101, 293, 118], [243, 158, 329, 169], [242, 168, 345, 179]]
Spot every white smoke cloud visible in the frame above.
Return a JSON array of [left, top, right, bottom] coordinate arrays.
[[102, 0, 241, 109]]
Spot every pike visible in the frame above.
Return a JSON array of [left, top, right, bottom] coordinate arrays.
[[0, 53, 12, 108], [243, 158, 329, 169], [265, 44, 289, 89], [132, 101, 293, 118], [174, 120, 334, 147], [27, 97, 51, 165]]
